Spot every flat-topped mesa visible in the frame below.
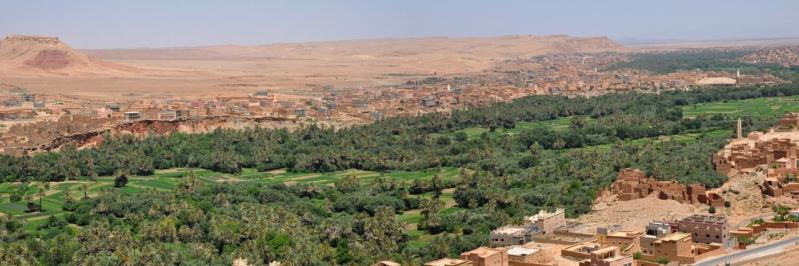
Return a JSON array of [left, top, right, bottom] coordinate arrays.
[[3, 35, 62, 45], [609, 168, 725, 207], [0, 34, 133, 75]]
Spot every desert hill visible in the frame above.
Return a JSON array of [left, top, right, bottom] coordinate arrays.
[[0, 35, 135, 77], [2, 34, 623, 98]]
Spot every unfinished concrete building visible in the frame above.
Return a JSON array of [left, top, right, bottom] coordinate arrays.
[[490, 225, 540, 247], [524, 208, 566, 235], [677, 214, 730, 247]]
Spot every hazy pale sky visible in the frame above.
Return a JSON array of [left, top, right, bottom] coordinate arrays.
[[2, 0, 798, 49]]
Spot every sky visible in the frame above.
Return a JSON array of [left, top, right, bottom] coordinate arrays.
[[1, 0, 798, 49]]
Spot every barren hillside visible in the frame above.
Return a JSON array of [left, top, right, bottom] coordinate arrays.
[[0, 35, 136, 77], [87, 35, 624, 61], [2, 34, 623, 98]]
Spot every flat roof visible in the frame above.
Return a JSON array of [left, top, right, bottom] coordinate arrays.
[[424, 258, 470, 266], [608, 231, 642, 238], [462, 247, 501, 258], [659, 232, 691, 242], [680, 214, 728, 225], [507, 246, 539, 256], [591, 246, 620, 254], [493, 226, 528, 235]]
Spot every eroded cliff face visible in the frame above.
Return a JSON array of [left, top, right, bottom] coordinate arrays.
[[0, 35, 134, 76], [1, 116, 309, 155]]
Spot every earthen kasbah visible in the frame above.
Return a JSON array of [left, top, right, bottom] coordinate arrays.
[[713, 112, 799, 197], [609, 168, 726, 207]]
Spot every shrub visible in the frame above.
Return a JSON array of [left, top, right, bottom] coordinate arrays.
[[114, 174, 129, 188]]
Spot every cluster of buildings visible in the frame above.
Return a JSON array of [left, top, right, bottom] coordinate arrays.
[[0, 49, 787, 155], [397, 213, 740, 266], [560, 215, 731, 265], [713, 114, 799, 198], [490, 209, 569, 247], [419, 245, 551, 266], [492, 53, 782, 96], [0, 87, 47, 121], [609, 168, 726, 208], [741, 46, 799, 67]]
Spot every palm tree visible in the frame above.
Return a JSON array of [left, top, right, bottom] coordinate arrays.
[[37, 187, 46, 211], [63, 186, 71, 201]]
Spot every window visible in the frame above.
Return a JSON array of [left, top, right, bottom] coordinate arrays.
[[706, 234, 710, 238]]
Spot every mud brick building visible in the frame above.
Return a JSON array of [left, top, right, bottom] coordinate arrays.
[[714, 113, 799, 180], [609, 168, 724, 207]]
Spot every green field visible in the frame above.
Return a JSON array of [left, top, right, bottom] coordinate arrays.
[[682, 95, 799, 118], [398, 188, 464, 249], [453, 116, 577, 140], [0, 166, 462, 230], [578, 128, 733, 151]]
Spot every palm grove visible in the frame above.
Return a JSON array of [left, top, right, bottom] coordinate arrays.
[[1, 63, 799, 264]]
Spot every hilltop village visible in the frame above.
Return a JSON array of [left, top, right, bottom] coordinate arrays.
[[372, 113, 799, 266]]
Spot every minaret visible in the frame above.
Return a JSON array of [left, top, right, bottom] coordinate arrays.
[[737, 118, 742, 140]]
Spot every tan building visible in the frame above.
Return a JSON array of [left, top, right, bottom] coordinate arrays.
[[640, 232, 724, 264], [490, 226, 539, 247], [597, 228, 641, 255], [677, 214, 730, 247], [460, 247, 508, 266], [524, 208, 566, 235], [561, 242, 602, 261], [425, 258, 474, 266], [506, 246, 543, 266], [578, 246, 633, 266], [648, 232, 692, 260]]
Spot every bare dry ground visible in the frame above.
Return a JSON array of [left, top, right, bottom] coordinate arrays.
[[1, 34, 623, 99], [576, 194, 704, 233]]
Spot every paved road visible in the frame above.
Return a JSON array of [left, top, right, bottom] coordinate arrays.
[[693, 235, 799, 266]]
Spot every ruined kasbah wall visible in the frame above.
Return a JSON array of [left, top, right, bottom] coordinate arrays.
[[608, 168, 724, 207], [0, 116, 303, 155]]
